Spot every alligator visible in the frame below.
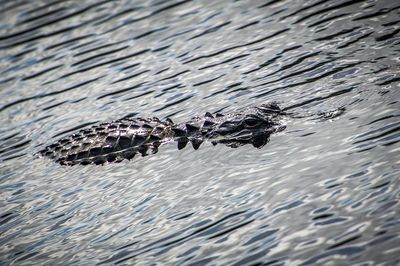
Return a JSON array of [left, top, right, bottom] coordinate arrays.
[[39, 103, 286, 166]]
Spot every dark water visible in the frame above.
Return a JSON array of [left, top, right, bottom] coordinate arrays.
[[1, 0, 399, 265]]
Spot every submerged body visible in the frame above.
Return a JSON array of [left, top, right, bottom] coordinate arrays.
[[39, 103, 286, 165]]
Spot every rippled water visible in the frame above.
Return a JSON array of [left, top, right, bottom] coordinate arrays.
[[1, 0, 399, 265]]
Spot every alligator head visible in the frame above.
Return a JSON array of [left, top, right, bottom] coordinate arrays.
[[206, 102, 286, 148]]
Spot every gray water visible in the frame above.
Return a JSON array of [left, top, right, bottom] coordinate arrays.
[[1, 0, 399, 265]]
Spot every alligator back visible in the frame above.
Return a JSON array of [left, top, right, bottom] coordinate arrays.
[[39, 118, 174, 165]]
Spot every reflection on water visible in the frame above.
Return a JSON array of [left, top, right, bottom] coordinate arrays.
[[1, 0, 399, 264]]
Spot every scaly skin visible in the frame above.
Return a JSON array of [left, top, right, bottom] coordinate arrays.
[[39, 103, 286, 165]]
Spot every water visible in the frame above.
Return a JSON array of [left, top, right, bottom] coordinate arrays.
[[1, 0, 399, 265]]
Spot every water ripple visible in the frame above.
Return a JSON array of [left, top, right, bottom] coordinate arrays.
[[1, 0, 399, 265]]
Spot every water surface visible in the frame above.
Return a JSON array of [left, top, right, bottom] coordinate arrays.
[[1, 0, 399, 265]]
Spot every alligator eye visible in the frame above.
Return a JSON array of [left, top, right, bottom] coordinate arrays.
[[244, 119, 260, 127]]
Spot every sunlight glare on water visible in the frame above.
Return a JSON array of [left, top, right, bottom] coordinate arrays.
[[0, 0, 399, 265]]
